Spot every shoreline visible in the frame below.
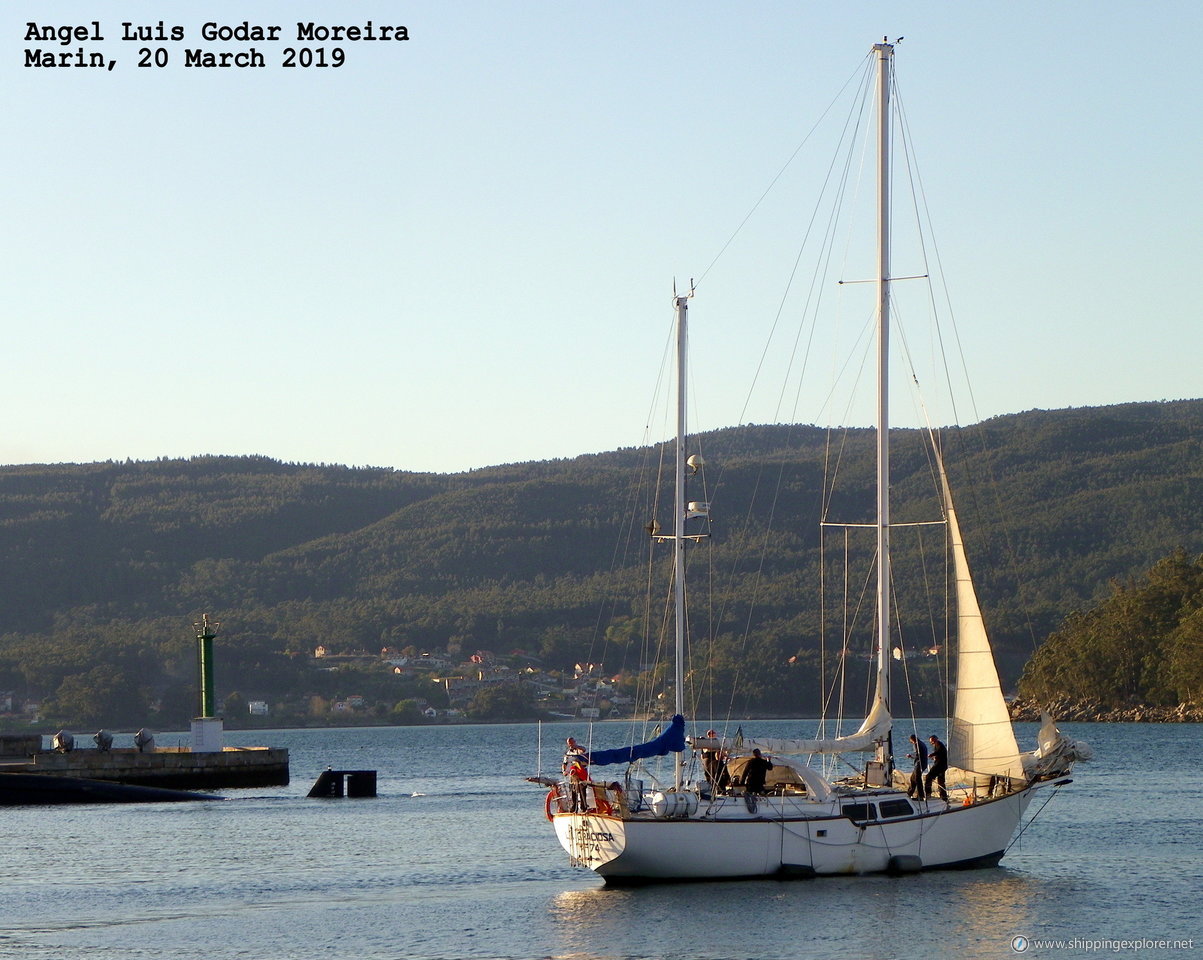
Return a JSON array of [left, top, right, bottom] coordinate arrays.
[[1008, 697, 1203, 723], [6, 700, 1203, 737]]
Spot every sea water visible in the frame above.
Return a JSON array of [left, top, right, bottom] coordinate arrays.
[[0, 722, 1198, 960]]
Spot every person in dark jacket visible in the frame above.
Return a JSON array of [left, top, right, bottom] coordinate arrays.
[[700, 729, 730, 793], [906, 733, 928, 799], [925, 735, 949, 801], [742, 748, 774, 794]]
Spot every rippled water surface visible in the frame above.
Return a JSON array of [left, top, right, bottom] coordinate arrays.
[[0, 722, 1198, 959]]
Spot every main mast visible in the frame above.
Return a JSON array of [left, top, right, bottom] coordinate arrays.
[[672, 293, 688, 788], [873, 40, 894, 775]]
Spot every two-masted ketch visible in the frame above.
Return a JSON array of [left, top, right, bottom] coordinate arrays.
[[532, 42, 1091, 883]]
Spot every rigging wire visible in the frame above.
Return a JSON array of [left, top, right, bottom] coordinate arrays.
[[584, 310, 682, 746], [687, 55, 880, 734], [895, 78, 1046, 663], [694, 53, 873, 291], [1005, 783, 1070, 853], [590, 44, 1028, 766]]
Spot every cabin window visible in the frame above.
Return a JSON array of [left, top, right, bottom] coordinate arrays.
[[878, 799, 914, 819], [842, 803, 877, 821]]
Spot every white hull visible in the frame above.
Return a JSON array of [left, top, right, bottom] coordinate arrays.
[[553, 788, 1034, 882]]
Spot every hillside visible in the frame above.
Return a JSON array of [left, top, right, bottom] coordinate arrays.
[[1, 399, 1201, 728]]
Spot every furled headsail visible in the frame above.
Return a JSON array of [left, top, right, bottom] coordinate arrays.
[[1022, 712, 1094, 779]]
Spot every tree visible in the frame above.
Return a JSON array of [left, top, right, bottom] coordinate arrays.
[[465, 683, 541, 721], [1167, 607, 1203, 704], [1019, 551, 1203, 706], [47, 665, 147, 727], [391, 699, 425, 724]]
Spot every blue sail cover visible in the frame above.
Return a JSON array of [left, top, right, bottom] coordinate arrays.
[[587, 715, 687, 767]]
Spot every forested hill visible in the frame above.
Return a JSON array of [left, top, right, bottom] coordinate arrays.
[[1, 398, 1201, 726]]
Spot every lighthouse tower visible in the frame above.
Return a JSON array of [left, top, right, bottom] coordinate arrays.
[[190, 613, 225, 753]]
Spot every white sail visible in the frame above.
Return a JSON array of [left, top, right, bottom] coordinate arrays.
[[939, 459, 1024, 780], [743, 696, 892, 756]]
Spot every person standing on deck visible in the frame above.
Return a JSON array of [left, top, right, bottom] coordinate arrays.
[[906, 734, 928, 800], [925, 735, 949, 801], [700, 729, 730, 793], [562, 737, 590, 811], [742, 748, 774, 794], [562, 737, 588, 776]]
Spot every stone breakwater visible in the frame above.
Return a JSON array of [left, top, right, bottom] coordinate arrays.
[[1009, 697, 1203, 723], [0, 744, 289, 788]]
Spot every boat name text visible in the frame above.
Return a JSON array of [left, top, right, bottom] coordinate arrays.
[[569, 826, 616, 843], [567, 824, 616, 865]]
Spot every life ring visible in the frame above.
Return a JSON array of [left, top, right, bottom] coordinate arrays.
[[545, 788, 559, 821]]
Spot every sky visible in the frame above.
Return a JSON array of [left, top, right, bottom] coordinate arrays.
[[4, 1, 1201, 474]]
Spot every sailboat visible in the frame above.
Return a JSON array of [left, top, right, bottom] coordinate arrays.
[[536, 41, 1090, 882]]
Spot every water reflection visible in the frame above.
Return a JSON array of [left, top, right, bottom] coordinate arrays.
[[952, 870, 1038, 953], [546, 884, 649, 958], [543, 869, 1060, 960]]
